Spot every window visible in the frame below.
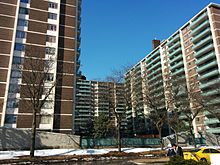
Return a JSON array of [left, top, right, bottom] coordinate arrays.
[[48, 13, 57, 20], [8, 84, 20, 93], [45, 47, 56, 55], [46, 35, 56, 43], [42, 101, 53, 109], [48, 24, 57, 31], [12, 56, 23, 64], [17, 19, 28, 27], [6, 99, 19, 108], [41, 116, 51, 124], [47, 73, 54, 81], [5, 114, 17, 124], [202, 149, 210, 153], [48, 2, 58, 9], [20, 0, 29, 3], [19, 7, 29, 14], [14, 43, 25, 51], [16, 31, 26, 38], [11, 70, 22, 78]]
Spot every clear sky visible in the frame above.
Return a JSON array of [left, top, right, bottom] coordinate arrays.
[[80, 0, 220, 80]]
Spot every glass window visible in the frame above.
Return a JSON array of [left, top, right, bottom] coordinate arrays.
[[48, 24, 57, 31], [46, 35, 56, 43], [5, 114, 17, 124], [45, 47, 56, 55], [14, 43, 25, 51], [202, 149, 210, 153], [210, 149, 220, 153], [41, 116, 51, 124], [42, 101, 53, 109], [19, 7, 29, 15], [16, 31, 26, 38], [17, 19, 28, 27], [6, 99, 19, 108], [8, 84, 20, 93], [47, 73, 54, 81], [20, 0, 29, 3], [48, 2, 58, 9], [11, 70, 22, 78], [12, 56, 23, 64], [48, 13, 57, 20]]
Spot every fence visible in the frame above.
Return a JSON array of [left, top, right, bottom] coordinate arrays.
[[81, 137, 160, 148]]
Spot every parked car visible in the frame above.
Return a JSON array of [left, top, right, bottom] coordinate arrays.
[[183, 147, 220, 163]]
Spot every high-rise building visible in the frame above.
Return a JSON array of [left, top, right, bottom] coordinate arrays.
[[125, 3, 220, 135], [75, 78, 127, 135], [0, 0, 81, 133]]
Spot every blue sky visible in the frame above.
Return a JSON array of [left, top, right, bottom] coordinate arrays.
[[80, 0, 219, 80]]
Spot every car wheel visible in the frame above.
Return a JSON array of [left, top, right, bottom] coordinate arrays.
[[200, 158, 207, 162]]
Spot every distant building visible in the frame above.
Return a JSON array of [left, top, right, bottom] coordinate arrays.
[[125, 3, 220, 135], [75, 78, 127, 135], [0, 0, 81, 133]]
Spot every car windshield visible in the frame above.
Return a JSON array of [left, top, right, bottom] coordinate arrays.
[[191, 149, 201, 152]]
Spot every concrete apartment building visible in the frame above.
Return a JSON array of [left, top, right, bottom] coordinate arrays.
[[125, 3, 220, 135], [0, 0, 81, 133], [75, 78, 127, 135]]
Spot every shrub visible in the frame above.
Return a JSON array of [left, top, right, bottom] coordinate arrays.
[[166, 156, 209, 165]]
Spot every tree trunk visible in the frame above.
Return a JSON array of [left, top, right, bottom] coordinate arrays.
[[158, 127, 163, 150], [174, 130, 179, 146], [117, 123, 121, 152], [30, 109, 37, 157], [189, 125, 196, 148]]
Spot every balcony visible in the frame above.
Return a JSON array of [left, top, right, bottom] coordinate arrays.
[[168, 34, 180, 45], [191, 12, 208, 28], [205, 118, 219, 125], [147, 54, 160, 66], [195, 51, 215, 65], [170, 60, 184, 71], [206, 127, 220, 134], [194, 43, 214, 58], [146, 50, 160, 62], [200, 79, 220, 89], [192, 36, 212, 51], [169, 53, 183, 64], [191, 27, 211, 43], [197, 60, 218, 73], [169, 47, 182, 57], [171, 67, 185, 77], [198, 69, 219, 81], [191, 20, 210, 36], [168, 41, 181, 52]]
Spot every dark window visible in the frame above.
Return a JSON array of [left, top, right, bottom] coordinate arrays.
[[12, 56, 23, 64], [20, 0, 29, 3], [202, 149, 210, 153], [48, 2, 58, 9], [210, 149, 220, 153], [19, 7, 29, 14], [14, 43, 25, 51], [48, 24, 57, 31], [16, 31, 26, 38], [17, 19, 28, 27], [45, 47, 56, 55], [48, 13, 57, 20], [5, 114, 17, 124]]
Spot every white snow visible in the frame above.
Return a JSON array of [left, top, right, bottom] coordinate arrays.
[[0, 148, 155, 160]]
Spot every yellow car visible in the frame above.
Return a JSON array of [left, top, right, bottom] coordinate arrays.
[[183, 147, 220, 163]]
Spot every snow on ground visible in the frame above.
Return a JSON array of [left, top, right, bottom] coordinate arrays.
[[0, 146, 219, 160], [0, 148, 156, 160]]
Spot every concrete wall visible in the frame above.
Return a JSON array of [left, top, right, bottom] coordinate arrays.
[[0, 127, 80, 150]]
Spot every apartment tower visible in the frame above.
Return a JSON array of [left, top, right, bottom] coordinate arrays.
[[125, 3, 220, 135], [0, 0, 81, 133]]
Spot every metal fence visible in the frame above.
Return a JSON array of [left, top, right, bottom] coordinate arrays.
[[81, 137, 160, 148]]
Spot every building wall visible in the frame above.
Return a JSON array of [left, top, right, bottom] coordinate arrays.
[[125, 3, 220, 135], [0, 0, 81, 134]]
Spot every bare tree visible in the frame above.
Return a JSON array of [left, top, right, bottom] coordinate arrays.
[[19, 47, 56, 157], [105, 65, 131, 152]]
